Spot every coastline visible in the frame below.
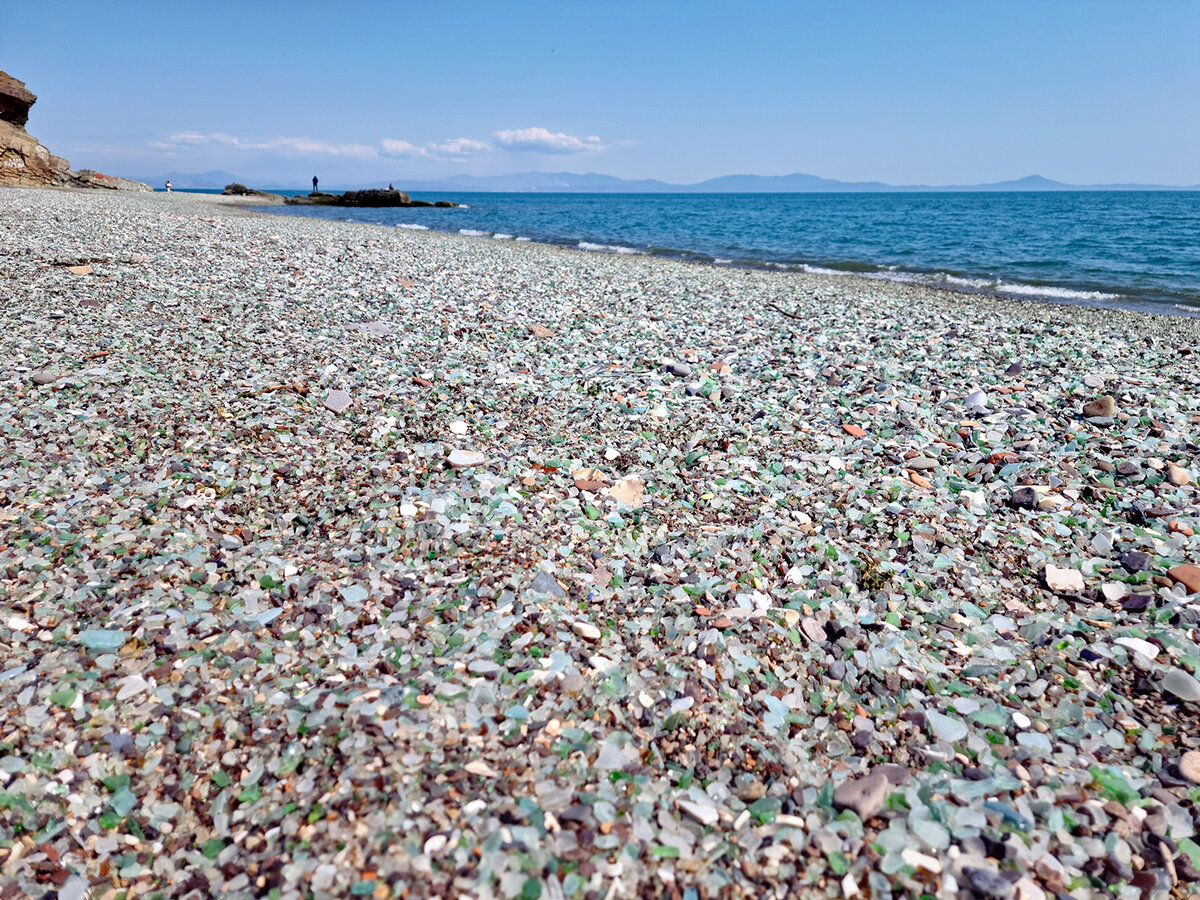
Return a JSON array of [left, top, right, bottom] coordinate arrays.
[[4, 185, 1200, 897]]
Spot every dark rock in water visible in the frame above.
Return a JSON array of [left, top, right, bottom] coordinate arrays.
[[434, 200, 456, 207], [341, 188, 412, 206], [284, 189, 459, 208], [1009, 486, 1039, 510], [222, 183, 284, 201]]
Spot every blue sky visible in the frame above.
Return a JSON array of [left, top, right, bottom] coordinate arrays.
[[4, 1, 1199, 187]]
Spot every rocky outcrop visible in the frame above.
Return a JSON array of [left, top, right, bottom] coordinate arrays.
[[0, 71, 35, 128], [69, 169, 152, 192], [222, 183, 285, 202], [0, 70, 70, 187], [284, 188, 459, 208], [1, 70, 152, 191]]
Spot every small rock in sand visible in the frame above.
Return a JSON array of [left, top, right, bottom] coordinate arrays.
[[448, 449, 488, 468], [1045, 565, 1084, 593], [1082, 395, 1116, 417], [324, 389, 352, 413]]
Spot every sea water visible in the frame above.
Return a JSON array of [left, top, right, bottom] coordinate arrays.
[[257, 191, 1200, 315]]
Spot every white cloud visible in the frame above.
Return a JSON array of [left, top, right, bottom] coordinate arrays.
[[380, 137, 491, 160], [491, 127, 605, 154], [151, 132, 379, 158]]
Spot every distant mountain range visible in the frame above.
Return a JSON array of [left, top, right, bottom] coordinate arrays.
[[132, 169, 1200, 193]]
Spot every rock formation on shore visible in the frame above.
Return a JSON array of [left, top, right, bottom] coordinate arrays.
[[0, 70, 70, 187], [223, 183, 285, 202], [1, 70, 152, 191], [284, 187, 458, 208]]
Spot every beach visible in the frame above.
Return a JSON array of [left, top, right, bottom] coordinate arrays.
[[4, 186, 1200, 898]]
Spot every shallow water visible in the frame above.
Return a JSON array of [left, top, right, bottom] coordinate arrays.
[[256, 190, 1200, 315]]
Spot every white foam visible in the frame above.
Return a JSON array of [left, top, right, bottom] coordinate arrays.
[[993, 281, 1120, 301], [492, 233, 514, 240], [396, 223, 429, 231], [714, 258, 733, 265], [577, 241, 645, 255], [459, 229, 489, 237], [515, 236, 531, 242]]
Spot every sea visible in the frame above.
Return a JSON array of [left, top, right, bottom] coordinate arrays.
[[230, 190, 1200, 316]]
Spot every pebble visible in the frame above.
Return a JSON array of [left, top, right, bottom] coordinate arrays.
[[964, 866, 1015, 899], [1044, 565, 1084, 593], [926, 710, 969, 742], [1167, 463, 1190, 486], [323, 389, 352, 413], [30, 370, 58, 385], [1162, 668, 1200, 702], [447, 448, 488, 468], [1179, 750, 1200, 784], [1082, 395, 1116, 417], [607, 475, 645, 507], [832, 770, 890, 820], [570, 620, 602, 642], [1167, 564, 1200, 593], [529, 570, 566, 597]]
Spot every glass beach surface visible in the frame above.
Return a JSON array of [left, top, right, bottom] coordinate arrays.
[[4, 186, 1200, 897], [254, 189, 1200, 317]]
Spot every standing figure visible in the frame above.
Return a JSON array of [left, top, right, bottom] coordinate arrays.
[[165, 180, 172, 193], [312, 175, 318, 194]]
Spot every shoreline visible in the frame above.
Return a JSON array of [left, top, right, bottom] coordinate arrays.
[[4, 185, 1200, 897], [233, 189, 1200, 319]]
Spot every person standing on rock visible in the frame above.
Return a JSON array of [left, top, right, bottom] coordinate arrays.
[[165, 180, 172, 193], [312, 175, 318, 194]]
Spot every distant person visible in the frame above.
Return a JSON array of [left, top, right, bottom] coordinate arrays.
[[388, 183, 394, 191], [165, 180, 172, 193], [312, 175, 318, 194]]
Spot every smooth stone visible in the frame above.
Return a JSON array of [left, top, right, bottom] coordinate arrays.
[[570, 620, 601, 642], [1119, 551, 1152, 573], [1167, 564, 1200, 593], [1167, 464, 1190, 486], [1163, 668, 1200, 702], [1100, 583, 1129, 602], [78, 629, 128, 652], [907, 456, 938, 470], [964, 866, 1015, 899], [965, 389, 989, 413], [677, 798, 718, 826], [662, 359, 693, 378], [832, 769, 890, 820], [800, 616, 826, 643], [31, 370, 58, 385], [1114, 637, 1158, 660], [1083, 374, 1105, 389], [447, 449, 488, 468], [1179, 750, 1200, 784], [324, 389, 352, 413], [219, 534, 243, 551], [1004, 361, 1024, 376], [529, 570, 566, 598], [1082, 395, 1116, 417], [1045, 565, 1084, 593], [607, 475, 645, 508], [926, 710, 968, 742], [1009, 487, 1039, 510]]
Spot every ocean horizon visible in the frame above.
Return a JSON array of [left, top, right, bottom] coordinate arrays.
[[225, 189, 1200, 317]]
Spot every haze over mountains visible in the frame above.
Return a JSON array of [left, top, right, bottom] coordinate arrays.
[[134, 170, 1200, 193]]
